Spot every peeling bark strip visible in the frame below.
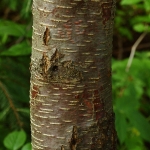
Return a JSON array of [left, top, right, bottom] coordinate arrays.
[[30, 0, 116, 150]]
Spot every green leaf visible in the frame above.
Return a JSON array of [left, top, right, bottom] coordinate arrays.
[[3, 130, 26, 150], [133, 23, 146, 32], [21, 143, 32, 150], [132, 146, 144, 150], [21, 0, 32, 18], [135, 51, 150, 59], [131, 16, 150, 24], [17, 108, 30, 114], [115, 83, 140, 113], [8, 1, 17, 11], [115, 110, 128, 143], [0, 57, 30, 104], [121, 0, 142, 5], [144, 0, 150, 12], [1, 34, 8, 44], [118, 27, 133, 40], [0, 107, 9, 120], [127, 110, 150, 142], [0, 20, 25, 37], [0, 41, 31, 56], [125, 134, 145, 150]]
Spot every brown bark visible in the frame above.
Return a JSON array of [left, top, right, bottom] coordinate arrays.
[[30, 0, 116, 149]]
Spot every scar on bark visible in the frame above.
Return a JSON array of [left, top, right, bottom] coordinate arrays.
[[40, 49, 83, 82], [70, 126, 78, 150], [31, 84, 39, 99], [40, 49, 64, 77], [43, 27, 50, 45]]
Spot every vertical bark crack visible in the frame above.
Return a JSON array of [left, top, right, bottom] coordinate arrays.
[[70, 126, 78, 150], [43, 27, 50, 46]]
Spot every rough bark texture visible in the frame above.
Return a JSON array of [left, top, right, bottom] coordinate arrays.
[[30, 0, 116, 149]]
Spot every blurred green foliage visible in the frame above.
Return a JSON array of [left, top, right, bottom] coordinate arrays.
[[0, 0, 150, 150], [113, 52, 150, 150], [0, 0, 32, 149]]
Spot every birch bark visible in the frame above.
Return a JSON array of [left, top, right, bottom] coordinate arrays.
[[30, 0, 116, 149]]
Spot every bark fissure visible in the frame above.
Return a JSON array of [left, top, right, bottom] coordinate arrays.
[[70, 126, 79, 150], [30, 0, 116, 149], [43, 27, 51, 46]]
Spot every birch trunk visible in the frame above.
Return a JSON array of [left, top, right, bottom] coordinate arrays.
[[30, 0, 116, 149]]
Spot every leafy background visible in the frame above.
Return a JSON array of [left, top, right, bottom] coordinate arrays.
[[0, 0, 150, 149]]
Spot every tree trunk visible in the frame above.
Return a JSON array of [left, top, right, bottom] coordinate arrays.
[[30, 0, 116, 149]]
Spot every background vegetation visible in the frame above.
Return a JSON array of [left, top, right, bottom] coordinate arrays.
[[0, 0, 150, 149]]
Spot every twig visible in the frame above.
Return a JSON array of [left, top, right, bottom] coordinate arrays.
[[126, 32, 147, 72], [0, 81, 23, 127], [113, 42, 150, 54]]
